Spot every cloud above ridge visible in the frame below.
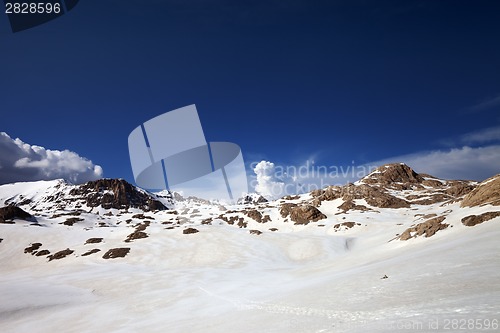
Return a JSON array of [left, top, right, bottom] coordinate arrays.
[[0, 132, 103, 185]]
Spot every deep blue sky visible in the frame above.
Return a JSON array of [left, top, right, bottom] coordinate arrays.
[[1, 0, 500, 184]]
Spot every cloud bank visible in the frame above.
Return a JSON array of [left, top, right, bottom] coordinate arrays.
[[0, 132, 103, 185]]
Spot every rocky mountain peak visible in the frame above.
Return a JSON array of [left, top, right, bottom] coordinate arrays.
[[69, 178, 167, 211], [361, 163, 424, 186]]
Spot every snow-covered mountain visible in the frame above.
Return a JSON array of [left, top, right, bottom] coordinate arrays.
[[1, 164, 499, 333]]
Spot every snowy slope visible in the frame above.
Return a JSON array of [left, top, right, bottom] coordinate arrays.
[[1, 164, 499, 333]]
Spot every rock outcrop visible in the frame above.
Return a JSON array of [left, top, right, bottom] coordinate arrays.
[[461, 211, 500, 226], [362, 163, 424, 188], [0, 205, 34, 223], [69, 179, 167, 211], [398, 216, 448, 240], [461, 175, 500, 207], [280, 204, 326, 225]]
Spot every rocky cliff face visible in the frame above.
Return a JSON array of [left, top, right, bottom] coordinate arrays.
[[69, 179, 167, 211]]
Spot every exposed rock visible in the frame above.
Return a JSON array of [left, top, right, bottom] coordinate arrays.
[[85, 238, 103, 244], [218, 214, 240, 225], [399, 216, 448, 240], [281, 204, 327, 225], [361, 163, 424, 188], [249, 230, 263, 235], [237, 194, 268, 204], [269, 228, 278, 232], [48, 248, 74, 261], [461, 211, 500, 227], [102, 248, 130, 259], [337, 200, 370, 212], [445, 182, 476, 197], [61, 217, 84, 226], [81, 249, 101, 256], [183, 227, 199, 234], [125, 230, 148, 242], [343, 184, 410, 209], [409, 194, 452, 205], [333, 222, 361, 230], [279, 203, 297, 218], [24, 242, 42, 254], [0, 205, 34, 223], [35, 249, 50, 256], [201, 218, 213, 225], [282, 195, 300, 200], [69, 179, 166, 211], [131, 214, 154, 220], [461, 175, 500, 207], [237, 218, 247, 228], [262, 214, 271, 222], [246, 209, 263, 222]]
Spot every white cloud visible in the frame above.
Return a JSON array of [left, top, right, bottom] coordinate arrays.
[[371, 145, 500, 181], [253, 161, 287, 200], [0, 132, 103, 185], [460, 126, 500, 145], [469, 94, 500, 112]]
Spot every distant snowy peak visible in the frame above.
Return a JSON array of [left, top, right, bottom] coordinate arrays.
[[69, 179, 169, 211], [0, 178, 170, 214], [237, 193, 268, 205]]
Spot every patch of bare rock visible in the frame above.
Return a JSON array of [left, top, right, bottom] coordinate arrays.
[[24, 242, 42, 254], [48, 248, 74, 261], [0, 205, 34, 223], [103, 248, 130, 259], [69, 178, 166, 211], [82, 249, 101, 256], [280, 204, 326, 225], [85, 238, 103, 244], [398, 216, 448, 240], [333, 222, 361, 231], [60, 217, 84, 226], [461, 174, 500, 207], [461, 211, 500, 226], [183, 227, 199, 234]]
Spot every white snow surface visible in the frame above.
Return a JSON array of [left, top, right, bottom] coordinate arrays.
[[1, 180, 500, 333]]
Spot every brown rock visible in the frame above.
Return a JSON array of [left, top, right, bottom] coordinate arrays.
[[183, 227, 199, 234], [48, 248, 74, 261], [102, 248, 130, 259], [0, 205, 34, 223], [461, 211, 500, 226], [69, 179, 166, 211], [461, 175, 500, 207], [249, 230, 263, 235], [281, 204, 326, 225], [399, 216, 448, 240], [85, 238, 103, 244], [125, 230, 148, 242], [24, 242, 42, 254], [245, 209, 263, 222], [61, 217, 84, 226], [81, 249, 101, 256], [35, 249, 50, 256], [361, 163, 424, 187]]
